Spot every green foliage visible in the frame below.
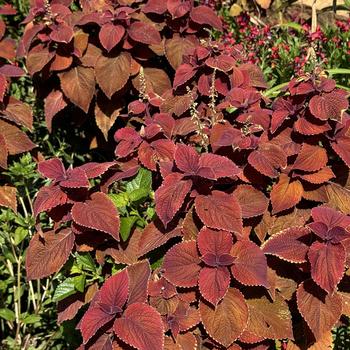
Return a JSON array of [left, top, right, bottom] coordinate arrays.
[[333, 322, 350, 350], [109, 167, 155, 241], [0, 155, 68, 349]]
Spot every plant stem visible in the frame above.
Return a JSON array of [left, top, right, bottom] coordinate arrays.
[[36, 280, 41, 314], [15, 253, 22, 346], [29, 281, 37, 310], [19, 196, 28, 218], [24, 186, 34, 216]]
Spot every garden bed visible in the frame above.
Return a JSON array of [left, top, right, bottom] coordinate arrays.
[[1, 1, 350, 349]]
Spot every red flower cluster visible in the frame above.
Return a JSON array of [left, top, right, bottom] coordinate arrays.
[[222, 12, 349, 74]]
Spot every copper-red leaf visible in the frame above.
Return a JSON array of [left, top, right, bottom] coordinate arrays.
[[98, 269, 129, 312], [60, 168, 89, 188], [0, 64, 25, 77], [197, 227, 233, 257], [2, 97, 33, 130], [80, 270, 129, 343], [233, 185, 269, 218], [138, 222, 182, 257], [44, 90, 67, 131], [309, 206, 350, 242], [114, 303, 164, 350], [231, 240, 268, 287], [199, 266, 230, 306], [72, 192, 120, 241], [26, 229, 75, 280], [308, 241, 346, 293], [155, 173, 192, 227], [127, 261, 151, 305], [248, 144, 287, 178], [0, 185, 16, 212], [78, 162, 115, 179], [331, 136, 350, 167], [262, 227, 312, 263], [270, 174, 303, 214], [297, 280, 342, 339], [206, 55, 236, 72], [81, 306, 115, 345], [309, 91, 349, 122], [59, 66, 95, 113], [195, 191, 242, 234], [293, 143, 328, 172], [38, 158, 66, 181], [198, 153, 240, 179], [33, 184, 68, 217], [163, 241, 201, 287], [165, 35, 195, 70], [174, 144, 200, 175], [138, 139, 175, 171], [50, 23, 74, 43], [142, 0, 167, 14], [190, 6, 222, 31], [96, 53, 130, 99], [128, 21, 161, 45], [99, 24, 125, 52], [246, 294, 293, 340], [0, 120, 36, 155], [299, 167, 335, 184], [173, 64, 196, 89], [200, 288, 248, 347]]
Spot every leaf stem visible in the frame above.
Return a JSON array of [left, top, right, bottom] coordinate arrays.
[[15, 254, 22, 345]]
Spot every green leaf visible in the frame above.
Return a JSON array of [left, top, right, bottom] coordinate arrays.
[[226, 106, 237, 114], [146, 207, 156, 220], [53, 278, 77, 302], [14, 227, 29, 245], [326, 68, 350, 75], [151, 256, 163, 269], [70, 264, 82, 275], [22, 314, 41, 324], [0, 308, 15, 322], [109, 193, 129, 209], [14, 214, 27, 227], [74, 274, 86, 293], [2, 246, 16, 263], [76, 253, 96, 272], [129, 188, 149, 202], [126, 168, 152, 195], [264, 82, 289, 97], [336, 84, 350, 92], [278, 22, 304, 32], [120, 216, 139, 241]]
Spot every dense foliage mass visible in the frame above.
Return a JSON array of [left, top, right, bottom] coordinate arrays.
[[0, 4, 35, 211], [1, 0, 350, 349], [20, 0, 222, 143]]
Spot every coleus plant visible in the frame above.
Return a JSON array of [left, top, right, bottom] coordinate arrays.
[[20, 0, 222, 143], [0, 4, 35, 213], [262, 206, 350, 295], [24, 3, 350, 350], [77, 262, 165, 350], [27, 71, 350, 349]]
